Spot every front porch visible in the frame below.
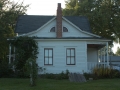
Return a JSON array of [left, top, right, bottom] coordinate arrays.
[[87, 62, 108, 72], [87, 41, 109, 72]]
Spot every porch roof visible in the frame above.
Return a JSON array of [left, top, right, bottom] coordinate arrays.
[[87, 44, 105, 49]]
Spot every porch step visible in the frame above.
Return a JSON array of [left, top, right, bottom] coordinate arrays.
[[68, 73, 86, 82]]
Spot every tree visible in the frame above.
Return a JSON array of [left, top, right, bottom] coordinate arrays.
[[10, 36, 38, 86], [0, 0, 28, 61], [115, 47, 120, 56], [25, 58, 38, 86], [11, 36, 38, 78], [63, 0, 120, 41]]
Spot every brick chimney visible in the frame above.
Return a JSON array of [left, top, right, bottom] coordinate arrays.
[[56, 3, 62, 38]]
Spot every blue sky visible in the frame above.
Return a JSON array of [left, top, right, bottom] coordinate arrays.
[[14, 0, 65, 15]]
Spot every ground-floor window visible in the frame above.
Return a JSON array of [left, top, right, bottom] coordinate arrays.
[[66, 48, 75, 65], [44, 48, 53, 65]]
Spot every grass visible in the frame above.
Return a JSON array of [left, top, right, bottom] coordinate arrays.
[[0, 78, 120, 90]]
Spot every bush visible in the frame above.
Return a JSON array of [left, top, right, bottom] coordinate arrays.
[[110, 69, 120, 78], [0, 61, 14, 78], [44, 73, 55, 79], [40, 69, 69, 80], [11, 36, 38, 78], [92, 66, 120, 79], [15, 70, 29, 78], [83, 73, 98, 80]]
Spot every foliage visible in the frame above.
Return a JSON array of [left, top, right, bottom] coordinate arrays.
[[84, 66, 120, 80], [10, 36, 38, 77], [40, 69, 69, 80], [115, 47, 120, 56], [63, 0, 120, 41], [0, 0, 28, 61], [38, 67, 46, 74], [83, 73, 98, 80], [0, 60, 14, 78], [59, 69, 69, 79], [25, 57, 38, 86], [92, 66, 120, 78]]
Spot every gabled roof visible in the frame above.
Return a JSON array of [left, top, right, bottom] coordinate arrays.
[[15, 15, 55, 34], [15, 15, 92, 34], [64, 16, 91, 33]]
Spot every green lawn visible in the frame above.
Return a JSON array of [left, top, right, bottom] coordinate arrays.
[[0, 78, 120, 90]]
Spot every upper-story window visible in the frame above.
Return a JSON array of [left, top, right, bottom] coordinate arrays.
[[63, 27, 68, 32], [50, 27, 55, 32]]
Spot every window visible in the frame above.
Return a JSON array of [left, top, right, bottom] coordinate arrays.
[[66, 48, 75, 65], [63, 27, 68, 32], [44, 48, 53, 65], [50, 27, 55, 32]]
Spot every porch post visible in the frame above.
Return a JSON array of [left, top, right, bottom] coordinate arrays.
[[99, 48, 102, 68], [98, 50, 99, 63], [104, 47, 105, 68], [100, 48, 102, 63], [9, 43, 11, 64], [13, 47, 15, 71], [106, 42, 109, 66]]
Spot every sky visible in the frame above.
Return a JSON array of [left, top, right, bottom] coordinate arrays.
[[14, 0, 65, 15]]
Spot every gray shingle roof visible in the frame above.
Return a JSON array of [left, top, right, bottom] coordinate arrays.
[[15, 15, 92, 34], [15, 15, 55, 34], [64, 16, 91, 33]]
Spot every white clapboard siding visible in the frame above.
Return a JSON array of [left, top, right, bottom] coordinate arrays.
[[29, 19, 93, 38], [36, 40, 87, 74], [29, 19, 56, 37], [62, 19, 93, 37]]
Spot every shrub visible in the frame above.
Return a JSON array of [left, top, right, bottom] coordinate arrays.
[[110, 69, 120, 78], [10, 36, 38, 78], [83, 73, 98, 80], [0, 61, 14, 78], [44, 73, 55, 79], [92, 66, 120, 79], [40, 69, 69, 80]]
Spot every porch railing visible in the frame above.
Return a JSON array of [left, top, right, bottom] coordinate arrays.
[[87, 62, 108, 72]]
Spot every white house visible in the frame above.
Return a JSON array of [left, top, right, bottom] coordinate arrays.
[[9, 3, 111, 74]]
